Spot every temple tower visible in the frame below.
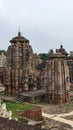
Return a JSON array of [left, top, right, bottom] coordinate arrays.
[[5, 32, 38, 96], [0, 53, 6, 84], [45, 52, 70, 104]]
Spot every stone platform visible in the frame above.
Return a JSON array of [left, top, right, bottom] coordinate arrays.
[[17, 89, 46, 103]]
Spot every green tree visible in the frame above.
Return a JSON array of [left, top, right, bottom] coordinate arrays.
[[48, 49, 54, 57], [0, 50, 7, 56], [39, 53, 48, 62], [70, 51, 73, 56], [39, 49, 54, 62]]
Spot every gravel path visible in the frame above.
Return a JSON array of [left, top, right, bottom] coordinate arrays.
[[42, 111, 73, 128]]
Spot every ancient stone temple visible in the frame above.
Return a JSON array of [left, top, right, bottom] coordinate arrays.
[[0, 53, 6, 84], [0, 53, 6, 68], [56, 44, 68, 56], [45, 52, 70, 104], [55, 45, 73, 91], [4, 33, 70, 104], [5, 32, 42, 96]]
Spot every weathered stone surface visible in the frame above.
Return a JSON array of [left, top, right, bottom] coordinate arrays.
[[19, 107, 42, 121], [3, 33, 71, 104], [5, 32, 42, 96], [0, 117, 42, 130], [45, 52, 70, 103], [0, 100, 12, 120], [0, 53, 6, 84], [38, 49, 70, 103]]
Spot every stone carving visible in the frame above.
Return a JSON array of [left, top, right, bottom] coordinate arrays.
[[5, 32, 42, 96], [45, 52, 70, 103], [0, 100, 12, 120], [0, 53, 6, 84]]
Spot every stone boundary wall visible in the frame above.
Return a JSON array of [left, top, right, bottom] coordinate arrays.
[[0, 117, 42, 130]]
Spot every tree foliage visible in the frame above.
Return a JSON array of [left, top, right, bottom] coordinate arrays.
[[39, 53, 48, 62], [70, 51, 73, 57], [0, 50, 7, 56], [39, 49, 54, 62]]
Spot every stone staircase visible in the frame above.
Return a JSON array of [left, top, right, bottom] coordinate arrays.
[[16, 94, 25, 102]]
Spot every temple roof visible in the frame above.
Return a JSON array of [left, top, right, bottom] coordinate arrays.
[[10, 32, 29, 43], [56, 45, 68, 56], [49, 45, 68, 59], [49, 52, 65, 58]]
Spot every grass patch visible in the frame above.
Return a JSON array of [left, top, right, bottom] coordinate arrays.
[[6, 102, 36, 111], [3, 101, 36, 120]]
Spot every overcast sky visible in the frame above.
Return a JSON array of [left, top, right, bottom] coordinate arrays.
[[0, 0, 73, 53]]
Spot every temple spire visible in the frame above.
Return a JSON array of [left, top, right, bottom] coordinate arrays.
[[60, 44, 63, 48], [18, 26, 21, 36], [18, 31, 21, 36]]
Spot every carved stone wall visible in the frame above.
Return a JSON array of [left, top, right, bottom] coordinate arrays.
[[4, 34, 71, 104], [45, 52, 70, 104], [5, 32, 42, 96], [0, 53, 6, 84]]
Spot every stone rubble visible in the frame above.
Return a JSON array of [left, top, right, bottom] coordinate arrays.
[[0, 99, 12, 120]]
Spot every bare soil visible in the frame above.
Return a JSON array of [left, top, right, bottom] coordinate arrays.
[[36, 102, 73, 114]]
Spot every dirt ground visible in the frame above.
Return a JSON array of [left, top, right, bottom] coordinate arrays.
[[36, 101, 73, 114], [42, 118, 73, 130], [36, 102, 73, 130]]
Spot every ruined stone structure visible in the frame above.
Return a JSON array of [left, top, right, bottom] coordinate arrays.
[[3, 33, 71, 104], [0, 100, 12, 120]]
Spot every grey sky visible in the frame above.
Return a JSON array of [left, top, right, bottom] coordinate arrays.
[[0, 0, 73, 53]]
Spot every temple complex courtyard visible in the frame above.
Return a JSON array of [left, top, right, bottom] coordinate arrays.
[[1, 33, 73, 129], [1, 89, 73, 130]]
